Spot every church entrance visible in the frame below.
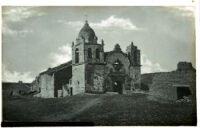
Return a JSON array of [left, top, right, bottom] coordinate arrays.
[[107, 73, 125, 94], [113, 81, 123, 94]]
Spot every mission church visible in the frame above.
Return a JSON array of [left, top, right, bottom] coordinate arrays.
[[32, 20, 141, 98]]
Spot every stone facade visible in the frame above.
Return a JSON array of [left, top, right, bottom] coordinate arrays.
[[33, 20, 196, 99], [145, 62, 196, 101], [71, 20, 141, 95], [33, 20, 141, 98], [85, 64, 105, 93]]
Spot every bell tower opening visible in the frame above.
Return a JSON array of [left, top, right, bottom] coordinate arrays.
[[96, 48, 100, 59], [75, 48, 79, 63]]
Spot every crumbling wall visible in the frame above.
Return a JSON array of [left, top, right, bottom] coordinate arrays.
[[62, 84, 69, 97], [104, 52, 129, 93], [141, 73, 157, 91], [72, 64, 85, 95], [129, 66, 141, 90], [105, 52, 130, 74], [149, 73, 177, 100], [31, 76, 41, 93], [85, 64, 105, 93], [149, 70, 196, 100], [40, 74, 54, 98], [177, 62, 194, 71], [54, 66, 72, 97]]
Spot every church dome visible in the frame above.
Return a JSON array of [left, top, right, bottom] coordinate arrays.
[[78, 20, 97, 43]]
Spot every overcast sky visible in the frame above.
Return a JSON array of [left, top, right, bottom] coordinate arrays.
[[2, 6, 195, 82]]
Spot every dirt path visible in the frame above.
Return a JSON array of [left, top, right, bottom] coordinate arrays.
[[40, 97, 101, 121]]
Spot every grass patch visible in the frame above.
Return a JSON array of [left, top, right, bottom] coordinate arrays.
[[3, 93, 196, 126]]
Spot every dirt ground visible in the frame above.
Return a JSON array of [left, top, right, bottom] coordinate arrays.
[[2, 93, 197, 126]]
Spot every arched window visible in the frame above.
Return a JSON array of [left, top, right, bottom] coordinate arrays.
[[75, 48, 79, 63], [96, 48, 100, 59], [88, 48, 92, 58]]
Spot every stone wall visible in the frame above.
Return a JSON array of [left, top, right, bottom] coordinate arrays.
[[104, 52, 129, 93], [72, 64, 85, 95], [177, 62, 194, 71], [129, 66, 141, 89], [31, 76, 41, 92], [141, 73, 159, 91], [105, 52, 130, 74], [85, 64, 105, 93], [126, 42, 140, 66], [149, 70, 196, 100], [40, 74, 54, 98]]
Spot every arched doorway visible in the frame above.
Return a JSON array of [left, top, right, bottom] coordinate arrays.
[[106, 73, 125, 94], [113, 81, 123, 94]]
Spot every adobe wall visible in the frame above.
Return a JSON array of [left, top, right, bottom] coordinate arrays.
[[85, 64, 105, 93], [31, 78, 40, 92], [141, 73, 160, 91], [40, 74, 54, 98], [104, 52, 130, 93], [105, 52, 130, 74], [72, 64, 85, 95], [177, 62, 194, 71], [149, 70, 196, 100]]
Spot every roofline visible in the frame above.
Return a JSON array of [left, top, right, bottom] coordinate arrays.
[[2, 82, 31, 84], [40, 60, 72, 75]]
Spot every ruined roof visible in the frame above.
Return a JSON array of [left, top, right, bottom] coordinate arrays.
[[40, 60, 72, 75]]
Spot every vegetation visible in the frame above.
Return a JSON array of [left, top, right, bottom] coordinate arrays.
[[3, 93, 196, 126]]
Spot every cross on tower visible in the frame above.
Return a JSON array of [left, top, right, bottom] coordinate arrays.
[[84, 14, 88, 21]]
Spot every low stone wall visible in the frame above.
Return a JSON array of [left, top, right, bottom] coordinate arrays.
[[149, 70, 196, 100], [141, 73, 162, 91]]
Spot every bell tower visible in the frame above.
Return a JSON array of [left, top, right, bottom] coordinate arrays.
[[72, 20, 105, 95], [126, 42, 141, 90]]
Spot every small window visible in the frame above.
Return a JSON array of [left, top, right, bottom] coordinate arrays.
[[96, 48, 100, 59], [75, 48, 79, 63], [88, 48, 92, 58]]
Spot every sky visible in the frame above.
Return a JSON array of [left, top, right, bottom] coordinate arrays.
[[2, 6, 196, 82]]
